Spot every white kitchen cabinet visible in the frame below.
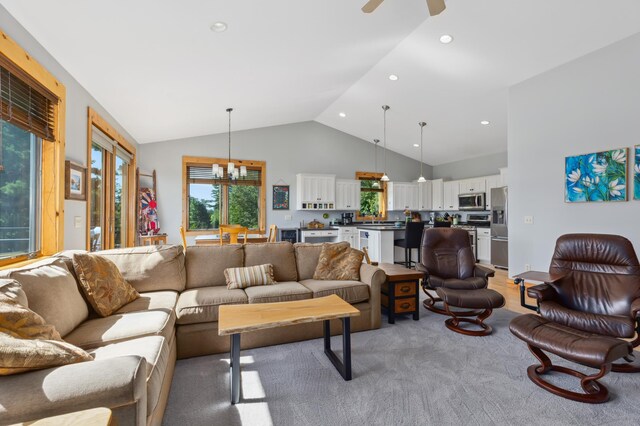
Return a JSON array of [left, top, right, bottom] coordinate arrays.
[[296, 174, 336, 210], [335, 179, 361, 211], [443, 181, 460, 211], [387, 182, 419, 211], [338, 226, 359, 247], [300, 229, 339, 243], [499, 167, 508, 186], [431, 179, 444, 211], [459, 178, 486, 194], [484, 174, 501, 210], [476, 228, 491, 262], [417, 180, 433, 211]]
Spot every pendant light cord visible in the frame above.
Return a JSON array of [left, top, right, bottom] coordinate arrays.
[[227, 108, 232, 162]]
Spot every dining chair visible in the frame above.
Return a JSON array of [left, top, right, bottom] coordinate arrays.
[[219, 225, 249, 245], [267, 224, 278, 242], [179, 226, 187, 252]]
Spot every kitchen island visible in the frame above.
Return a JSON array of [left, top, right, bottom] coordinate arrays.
[[357, 224, 434, 265]]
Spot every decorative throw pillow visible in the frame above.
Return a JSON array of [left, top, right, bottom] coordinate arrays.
[[313, 242, 364, 281], [225, 264, 275, 289], [72, 253, 139, 317], [0, 279, 28, 308], [0, 295, 92, 376]]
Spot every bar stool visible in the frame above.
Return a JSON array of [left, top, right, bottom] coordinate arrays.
[[394, 222, 425, 268]]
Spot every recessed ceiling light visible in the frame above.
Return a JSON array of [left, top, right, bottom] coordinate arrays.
[[388, 74, 399, 81], [413, 144, 419, 147], [339, 112, 347, 118], [439, 34, 453, 44], [481, 120, 490, 125], [210, 22, 228, 32]]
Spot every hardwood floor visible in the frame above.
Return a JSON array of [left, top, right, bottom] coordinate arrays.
[[486, 267, 534, 314]]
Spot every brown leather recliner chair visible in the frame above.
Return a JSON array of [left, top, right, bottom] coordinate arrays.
[[417, 228, 495, 315], [510, 233, 640, 403]]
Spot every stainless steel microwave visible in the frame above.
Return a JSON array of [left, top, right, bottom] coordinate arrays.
[[458, 193, 486, 210]]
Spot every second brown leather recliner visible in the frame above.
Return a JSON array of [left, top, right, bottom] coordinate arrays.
[[417, 228, 495, 315]]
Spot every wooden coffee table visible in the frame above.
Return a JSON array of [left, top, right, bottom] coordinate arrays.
[[218, 294, 360, 404]]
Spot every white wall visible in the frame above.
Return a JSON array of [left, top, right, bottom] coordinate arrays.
[[432, 151, 507, 180], [138, 121, 433, 245], [509, 33, 640, 275], [1, 5, 139, 250]]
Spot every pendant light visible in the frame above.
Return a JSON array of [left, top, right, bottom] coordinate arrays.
[[372, 139, 380, 188], [380, 105, 390, 182], [417, 122, 427, 183]]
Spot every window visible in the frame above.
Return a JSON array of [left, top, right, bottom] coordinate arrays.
[[355, 171, 387, 221], [87, 108, 136, 251], [0, 32, 65, 267], [183, 157, 266, 233]]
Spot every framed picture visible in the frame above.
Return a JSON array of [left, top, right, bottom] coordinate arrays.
[[565, 148, 627, 203], [65, 160, 87, 201], [272, 185, 290, 210], [635, 145, 639, 200]]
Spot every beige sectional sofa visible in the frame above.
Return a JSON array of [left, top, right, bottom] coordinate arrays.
[[0, 242, 385, 425]]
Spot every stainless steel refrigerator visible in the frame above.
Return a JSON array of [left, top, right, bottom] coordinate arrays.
[[490, 187, 508, 269]]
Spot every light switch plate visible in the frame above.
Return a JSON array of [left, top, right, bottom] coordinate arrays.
[[524, 216, 534, 224], [285, 215, 292, 221], [74, 216, 82, 228]]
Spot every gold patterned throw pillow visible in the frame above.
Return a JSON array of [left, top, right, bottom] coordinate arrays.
[[225, 264, 275, 289], [313, 242, 364, 281], [0, 295, 92, 375], [72, 253, 139, 317]]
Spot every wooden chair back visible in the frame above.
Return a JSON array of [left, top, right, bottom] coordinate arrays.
[[267, 224, 278, 243], [362, 247, 372, 265], [220, 225, 249, 245], [179, 226, 187, 252]]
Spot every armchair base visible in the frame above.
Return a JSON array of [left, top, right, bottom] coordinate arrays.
[[422, 291, 482, 317], [527, 345, 610, 404]]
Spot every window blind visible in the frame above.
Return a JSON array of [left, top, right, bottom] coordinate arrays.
[[187, 164, 261, 186], [0, 55, 57, 141], [92, 126, 116, 151]]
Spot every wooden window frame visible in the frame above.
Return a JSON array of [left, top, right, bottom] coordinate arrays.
[[182, 156, 266, 235], [355, 171, 388, 221], [86, 107, 136, 250], [0, 29, 65, 268]]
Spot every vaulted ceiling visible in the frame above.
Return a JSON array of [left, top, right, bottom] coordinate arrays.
[[3, 0, 640, 164]]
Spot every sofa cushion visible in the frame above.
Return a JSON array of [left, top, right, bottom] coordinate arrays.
[[0, 295, 92, 375], [0, 279, 27, 307], [116, 291, 178, 315], [244, 242, 298, 282], [5, 257, 88, 337], [313, 242, 364, 281], [93, 245, 186, 293], [176, 287, 248, 325], [244, 282, 312, 304], [72, 253, 140, 317], [294, 243, 324, 281], [299, 279, 370, 304], [90, 336, 169, 416], [185, 245, 244, 289], [64, 310, 175, 350], [225, 264, 275, 289]]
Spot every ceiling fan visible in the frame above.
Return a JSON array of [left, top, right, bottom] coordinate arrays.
[[362, 0, 446, 16]]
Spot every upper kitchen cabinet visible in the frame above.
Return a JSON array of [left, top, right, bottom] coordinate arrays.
[[443, 181, 460, 211], [417, 180, 433, 211], [335, 179, 361, 211], [499, 167, 508, 186], [431, 179, 444, 211], [459, 178, 486, 194], [484, 174, 501, 210], [387, 182, 418, 211], [296, 173, 336, 210]]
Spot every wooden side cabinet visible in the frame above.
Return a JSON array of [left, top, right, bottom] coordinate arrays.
[[377, 263, 423, 324]]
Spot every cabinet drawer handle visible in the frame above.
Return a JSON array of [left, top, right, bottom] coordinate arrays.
[[399, 286, 411, 293], [400, 302, 411, 309]]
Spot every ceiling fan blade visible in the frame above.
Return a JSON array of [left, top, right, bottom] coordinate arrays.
[[362, 0, 385, 13], [426, 0, 446, 16]]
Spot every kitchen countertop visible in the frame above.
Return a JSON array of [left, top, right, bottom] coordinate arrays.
[[299, 227, 339, 231]]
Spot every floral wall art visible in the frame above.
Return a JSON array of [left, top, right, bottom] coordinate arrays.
[[565, 148, 628, 203], [635, 145, 640, 200]]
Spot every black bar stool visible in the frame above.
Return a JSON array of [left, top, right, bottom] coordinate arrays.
[[394, 222, 425, 268]]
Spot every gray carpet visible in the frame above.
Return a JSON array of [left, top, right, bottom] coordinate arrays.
[[163, 298, 640, 426]]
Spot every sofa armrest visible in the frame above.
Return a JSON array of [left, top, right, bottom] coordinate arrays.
[[474, 265, 495, 279], [359, 263, 386, 329], [526, 284, 558, 303], [0, 356, 147, 426], [631, 298, 640, 320]]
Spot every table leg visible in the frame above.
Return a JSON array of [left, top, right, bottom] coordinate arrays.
[[323, 318, 353, 381], [388, 283, 396, 324], [230, 334, 241, 404], [413, 279, 420, 321]]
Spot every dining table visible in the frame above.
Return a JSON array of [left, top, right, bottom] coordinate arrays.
[[194, 234, 268, 245]]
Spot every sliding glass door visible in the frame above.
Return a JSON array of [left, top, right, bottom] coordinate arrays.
[[114, 149, 131, 249]]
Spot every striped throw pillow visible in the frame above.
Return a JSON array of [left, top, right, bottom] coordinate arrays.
[[225, 264, 275, 289]]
